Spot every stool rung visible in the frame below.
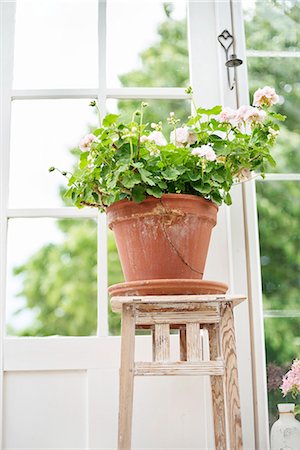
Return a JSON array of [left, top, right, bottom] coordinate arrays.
[[136, 310, 220, 326], [134, 361, 224, 376]]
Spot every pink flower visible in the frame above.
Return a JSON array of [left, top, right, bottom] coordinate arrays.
[[238, 168, 251, 181], [140, 135, 148, 143], [280, 359, 300, 396], [191, 144, 216, 161], [253, 86, 279, 107], [170, 127, 189, 146], [170, 127, 197, 147], [79, 133, 97, 152], [187, 131, 198, 145], [235, 105, 252, 123], [147, 131, 167, 146], [220, 107, 237, 124], [244, 107, 266, 124]]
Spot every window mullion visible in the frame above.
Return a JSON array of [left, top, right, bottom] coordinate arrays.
[[6, 208, 98, 219], [0, 0, 17, 444], [97, 0, 108, 337]]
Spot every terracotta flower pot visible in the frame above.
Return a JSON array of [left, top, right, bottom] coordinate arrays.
[[107, 194, 218, 282]]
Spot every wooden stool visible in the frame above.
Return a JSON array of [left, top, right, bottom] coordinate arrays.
[[111, 294, 246, 450]]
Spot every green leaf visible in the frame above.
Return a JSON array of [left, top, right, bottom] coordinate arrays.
[[103, 114, 120, 127], [270, 112, 286, 121], [138, 168, 156, 186], [79, 151, 89, 169], [266, 154, 277, 167], [146, 186, 163, 198], [121, 171, 141, 188], [193, 183, 211, 194], [212, 173, 225, 183], [188, 170, 201, 182], [197, 105, 222, 116], [132, 185, 146, 203], [224, 192, 232, 206], [161, 167, 180, 180], [157, 179, 167, 189]]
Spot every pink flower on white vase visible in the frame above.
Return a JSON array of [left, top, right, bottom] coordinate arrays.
[[147, 131, 167, 146], [191, 144, 216, 161], [235, 105, 252, 123], [253, 86, 279, 107], [79, 133, 97, 152], [281, 359, 300, 396]]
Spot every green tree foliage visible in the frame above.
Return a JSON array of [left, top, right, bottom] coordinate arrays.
[[10, 2, 300, 406]]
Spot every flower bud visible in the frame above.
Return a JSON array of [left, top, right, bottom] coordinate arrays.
[[48, 166, 55, 172], [89, 100, 97, 107], [62, 171, 67, 176]]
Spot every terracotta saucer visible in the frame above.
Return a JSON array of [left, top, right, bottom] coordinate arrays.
[[108, 279, 228, 297]]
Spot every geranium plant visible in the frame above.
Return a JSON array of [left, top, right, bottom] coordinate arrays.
[[281, 359, 300, 416], [50, 86, 284, 211]]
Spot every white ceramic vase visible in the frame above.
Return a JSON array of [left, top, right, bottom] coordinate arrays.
[[270, 403, 300, 450]]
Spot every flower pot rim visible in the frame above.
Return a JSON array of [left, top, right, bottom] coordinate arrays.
[[107, 193, 219, 212]]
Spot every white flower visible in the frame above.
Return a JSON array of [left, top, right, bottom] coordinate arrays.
[[235, 105, 252, 123], [131, 127, 137, 132], [187, 131, 198, 145], [238, 168, 251, 181], [268, 127, 279, 138], [191, 144, 216, 161], [253, 86, 279, 107], [170, 112, 175, 117], [140, 135, 148, 143], [244, 106, 266, 123], [170, 127, 189, 146], [170, 127, 197, 147], [147, 131, 167, 146], [220, 107, 237, 124], [79, 133, 97, 152], [151, 123, 157, 129]]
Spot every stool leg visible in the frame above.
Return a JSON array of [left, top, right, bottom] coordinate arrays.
[[220, 303, 243, 450], [118, 304, 136, 450], [208, 325, 226, 450]]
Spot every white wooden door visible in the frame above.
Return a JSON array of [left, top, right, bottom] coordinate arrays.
[[0, 1, 262, 448]]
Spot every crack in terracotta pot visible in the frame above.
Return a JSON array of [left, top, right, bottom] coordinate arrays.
[[158, 197, 204, 276]]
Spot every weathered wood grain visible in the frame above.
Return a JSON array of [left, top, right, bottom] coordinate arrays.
[[134, 360, 225, 376], [220, 302, 243, 450], [154, 323, 170, 361], [135, 310, 220, 326], [118, 304, 136, 450], [186, 323, 202, 361], [208, 324, 227, 450], [179, 326, 187, 361]]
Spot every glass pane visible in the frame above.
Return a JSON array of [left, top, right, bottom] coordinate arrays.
[[106, 98, 191, 135], [107, 230, 123, 336], [13, 0, 98, 89], [265, 317, 300, 427], [107, 1, 189, 87], [256, 180, 300, 311], [247, 57, 300, 173], [9, 99, 97, 208], [243, 0, 299, 52], [6, 218, 97, 336]]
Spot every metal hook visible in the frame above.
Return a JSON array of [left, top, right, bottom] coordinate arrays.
[[217, 30, 243, 90]]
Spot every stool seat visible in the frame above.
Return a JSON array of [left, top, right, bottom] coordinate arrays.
[[112, 294, 245, 450]]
